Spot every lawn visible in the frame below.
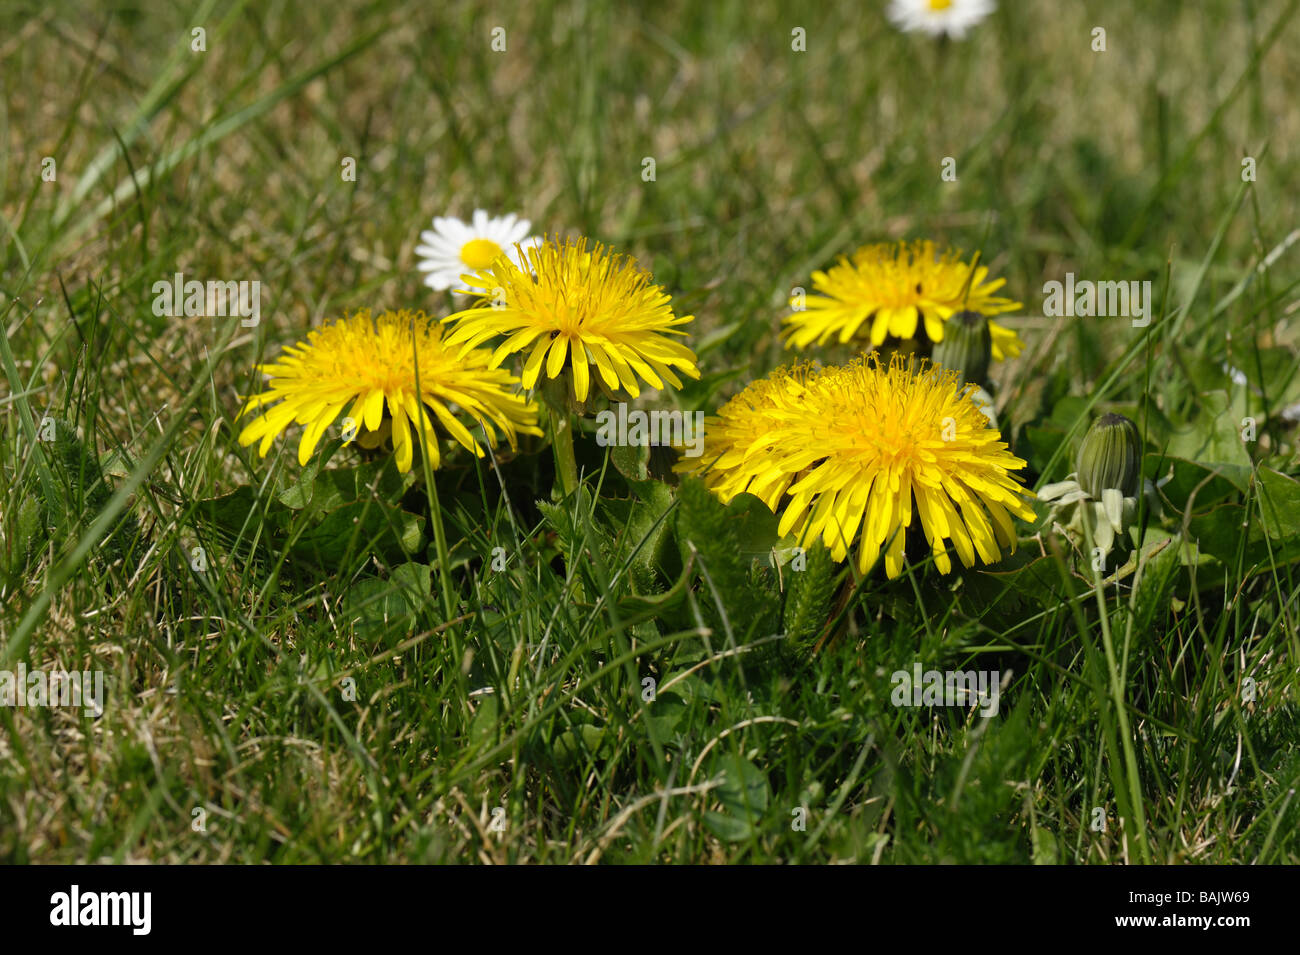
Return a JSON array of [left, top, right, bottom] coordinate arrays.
[[2, 0, 1299, 864]]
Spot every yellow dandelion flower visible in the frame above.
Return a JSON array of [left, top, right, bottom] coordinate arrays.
[[675, 363, 821, 511], [784, 239, 1025, 361], [684, 355, 1036, 578], [441, 236, 701, 403], [236, 308, 541, 473]]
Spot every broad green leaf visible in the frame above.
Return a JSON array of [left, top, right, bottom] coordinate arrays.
[[552, 724, 609, 767], [292, 499, 424, 568], [1145, 453, 1248, 511], [1164, 390, 1252, 470], [1187, 501, 1300, 570], [1031, 826, 1060, 866], [469, 695, 501, 747], [703, 753, 770, 842], [342, 565, 427, 646], [610, 441, 651, 482], [702, 810, 754, 842], [1255, 467, 1300, 540], [641, 697, 687, 741]]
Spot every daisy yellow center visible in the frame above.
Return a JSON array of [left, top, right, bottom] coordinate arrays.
[[929, 0, 953, 10], [460, 238, 503, 270]]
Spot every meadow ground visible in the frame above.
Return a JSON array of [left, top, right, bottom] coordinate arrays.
[[2, 0, 1299, 864]]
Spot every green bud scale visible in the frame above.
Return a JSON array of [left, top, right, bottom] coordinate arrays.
[[1077, 413, 1141, 498], [932, 310, 992, 388]]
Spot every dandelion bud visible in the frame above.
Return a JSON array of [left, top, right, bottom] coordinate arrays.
[[1077, 413, 1141, 498], [931, 310, 992, 387]]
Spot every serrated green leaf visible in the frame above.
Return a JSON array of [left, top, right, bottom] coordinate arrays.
[[675, 479, 780, 641], [610, 440, 651, 482], [782, 542, 836, 653], [600, 478, 675, 592]]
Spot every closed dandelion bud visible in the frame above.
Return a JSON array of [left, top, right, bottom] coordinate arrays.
[[932, 310, 992, 387], [1077, 413, 1141, 498]]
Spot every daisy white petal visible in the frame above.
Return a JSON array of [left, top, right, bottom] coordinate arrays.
[[416, 210, 541, 292], [887, 0, 996, 40]]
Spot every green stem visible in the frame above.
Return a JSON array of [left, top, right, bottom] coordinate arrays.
[[548, 403, 579, 499], [1084, 516, 1151, 863], [427, 475, 456, 622], [408, 311, 457, 625]]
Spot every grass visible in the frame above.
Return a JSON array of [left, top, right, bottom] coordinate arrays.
[[2, 0, 1300, 864]]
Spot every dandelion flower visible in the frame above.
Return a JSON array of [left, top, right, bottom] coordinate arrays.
[[415, 210, 540, 291], [237, 308, 541, 473], [442, 236, 700, 403], [680, 363, 823, 510], [784, 239, 1024, 361], [887, 0, 996, 40], [683, 355, 1036, 578]]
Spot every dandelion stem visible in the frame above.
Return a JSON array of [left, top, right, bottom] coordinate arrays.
[[426, 474, 456, 622], [548, 403, 579, 498], [1083, 519, 1151, 863], [408, 310, 456, 623]]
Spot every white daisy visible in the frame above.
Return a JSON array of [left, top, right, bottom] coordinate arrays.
[[415, 210, 540, 291], [886, 0, 996, 40]]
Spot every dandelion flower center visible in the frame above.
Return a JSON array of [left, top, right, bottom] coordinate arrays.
[[460, 238, 504, 270]]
